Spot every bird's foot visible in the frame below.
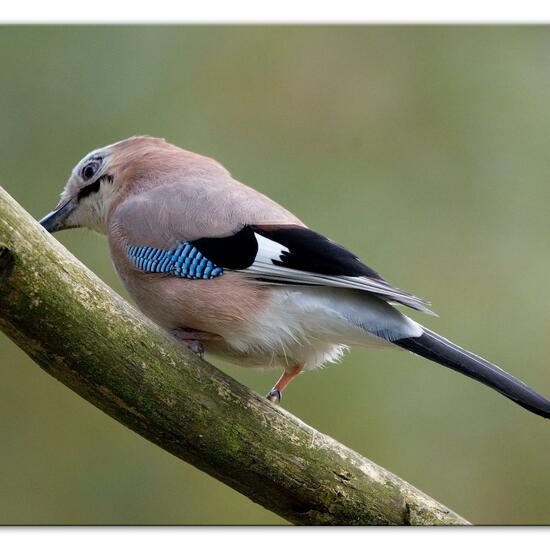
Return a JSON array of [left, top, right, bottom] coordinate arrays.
[[265, 364, 303, 406], [266, 388, 282, 405], [185, 340, 205, 359], [170, 328, 220, 360]]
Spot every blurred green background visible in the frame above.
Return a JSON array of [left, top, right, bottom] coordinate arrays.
[[0, 26, 550, 525]]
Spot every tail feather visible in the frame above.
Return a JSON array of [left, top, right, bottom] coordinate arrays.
[[395, 327, 550, 420]]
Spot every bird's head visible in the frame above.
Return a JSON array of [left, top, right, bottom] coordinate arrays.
[[39, 136, 177, 234]]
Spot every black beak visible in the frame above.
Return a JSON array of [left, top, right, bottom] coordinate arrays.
[[38, 199, 75, 233]]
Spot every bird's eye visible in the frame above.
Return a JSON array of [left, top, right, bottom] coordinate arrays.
[[82, 161, 100, 181]]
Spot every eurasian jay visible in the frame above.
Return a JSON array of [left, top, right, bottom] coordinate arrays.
[[39, 136, 550, 419]]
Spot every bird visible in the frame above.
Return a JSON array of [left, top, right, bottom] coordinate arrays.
[[38, 136, 550, 419]]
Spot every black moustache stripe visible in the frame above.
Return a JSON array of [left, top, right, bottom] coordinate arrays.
[[77, 174, 113, 201]]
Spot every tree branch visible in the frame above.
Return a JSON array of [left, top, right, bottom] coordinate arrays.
[[0, 186, 468, 525]]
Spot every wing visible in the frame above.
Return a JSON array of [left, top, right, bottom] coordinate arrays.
[[115, 188, 432, 314], [190, 224, 434, 314]]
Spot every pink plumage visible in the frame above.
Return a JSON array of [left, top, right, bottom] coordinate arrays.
[[38, 136, 550, 416]]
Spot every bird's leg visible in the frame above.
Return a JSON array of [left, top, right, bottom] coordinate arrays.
[[266, 364, 304, 405], [170, 327, 222, 360]]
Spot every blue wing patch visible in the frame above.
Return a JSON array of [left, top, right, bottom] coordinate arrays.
[[127, 242, 224, 279]]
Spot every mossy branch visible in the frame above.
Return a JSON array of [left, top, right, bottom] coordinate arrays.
[[0, 186, 468, 525]]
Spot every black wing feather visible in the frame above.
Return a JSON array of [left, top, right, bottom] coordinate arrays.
[[190, 224, 431, 313], [252, 225, 384, 280], [191, 226, 258, 269], [191, 224, 383, 279]]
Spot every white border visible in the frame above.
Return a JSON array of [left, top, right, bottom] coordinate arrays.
[[2, 1, 550, 23], [0, 527, 549, 550], [1, 2, 548, 541]]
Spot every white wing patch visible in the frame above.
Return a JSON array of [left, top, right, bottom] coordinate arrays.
[[238, 231, 435, 315], [253, 233, 289, 264]]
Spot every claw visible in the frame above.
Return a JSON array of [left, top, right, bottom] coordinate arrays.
[[266, 388, 282, 404], [185, 340, 204, 359], [265, 364, 303, 405], [170, 328, 213, 359]]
